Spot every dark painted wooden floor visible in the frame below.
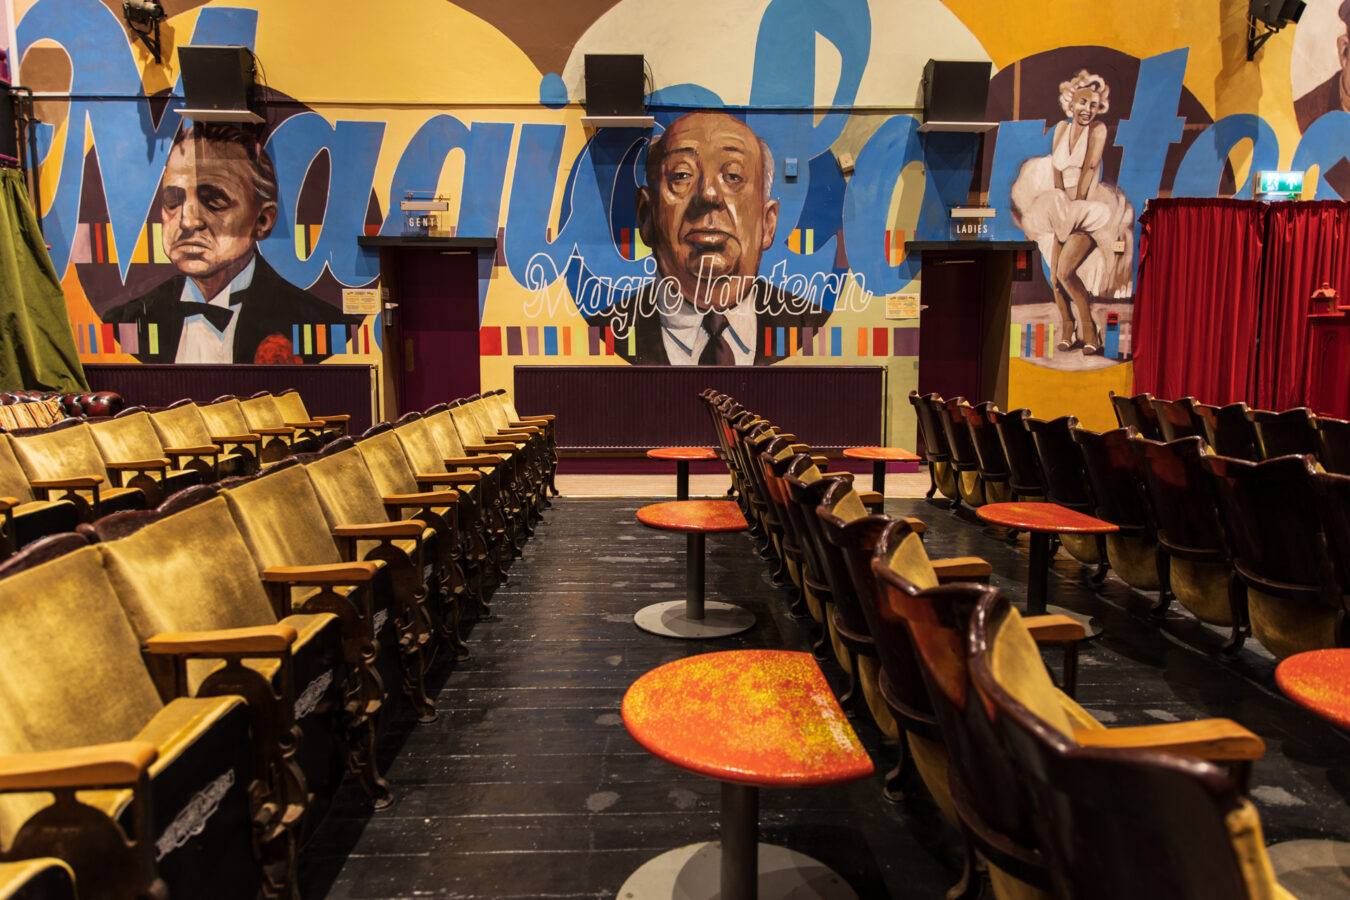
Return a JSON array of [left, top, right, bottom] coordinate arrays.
[[300, 496, 1350, 899]]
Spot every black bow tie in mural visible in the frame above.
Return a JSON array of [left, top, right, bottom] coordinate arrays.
[[179, 301, 239, 331]]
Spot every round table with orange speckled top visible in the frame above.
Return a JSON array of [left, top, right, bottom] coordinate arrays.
[[619, 650, 874, 899], [634, 500, 756, 639], [646, 446, 719, 500], [1277, 649, 1350, 731], [842, 446, 922, 495], [978, 501, 1118, 637]]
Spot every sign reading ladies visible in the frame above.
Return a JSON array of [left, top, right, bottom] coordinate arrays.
[[586, 112, 826, 366]]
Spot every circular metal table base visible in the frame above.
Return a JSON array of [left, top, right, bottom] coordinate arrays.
[[634, 600, 756, 639], [617, 841, 859, 900], [1268, 839, 1350, 899]]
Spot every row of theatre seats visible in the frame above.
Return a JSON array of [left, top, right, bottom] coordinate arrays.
[[910, 389, 1350, 662], [700, 389, 1298, 899], [0, 390, 557, 899]]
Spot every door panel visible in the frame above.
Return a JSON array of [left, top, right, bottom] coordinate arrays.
[[395, 249, 481, 413]]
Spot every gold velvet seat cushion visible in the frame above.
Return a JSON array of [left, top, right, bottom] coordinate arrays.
[[270, 392, 311, 424], [1171, 557, 1235, 626], [421, 410, 471, 459], [932, 460, 959, 500], [304, 448, 437, 556], [223, 466, 344, 569], [1059, 533, 1101, 565], [0, 546, 244, 844], [0, 436, 36, 502], [197, 400, 253, 438], [393, 419, 479, 499], [0, 858, 75, 900], [88, 412, 167, 464], [9, 424, 112, 482], [1104, 534, 1160, 591], [1247, 588, 1340, 660], [356, 431, 424, 498], [238, 396, 287, 431], [149, 404, 217, 448], [94, 496, 337, 690]]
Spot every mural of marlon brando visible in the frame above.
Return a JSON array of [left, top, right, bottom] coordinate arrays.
[[102, 121, 354, 364]]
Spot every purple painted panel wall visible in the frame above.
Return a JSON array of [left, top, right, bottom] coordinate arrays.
[[515, 365, 885, 451]]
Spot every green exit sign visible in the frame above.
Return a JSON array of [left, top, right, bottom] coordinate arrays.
[[1253, 170, 1304, 200]]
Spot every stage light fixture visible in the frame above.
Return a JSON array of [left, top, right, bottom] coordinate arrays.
[[122, 0, 166, 63]]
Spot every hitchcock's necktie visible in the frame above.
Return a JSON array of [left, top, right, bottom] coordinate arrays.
[[698, 311, 736, 365]]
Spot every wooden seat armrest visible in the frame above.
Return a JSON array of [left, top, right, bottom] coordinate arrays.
[[252, 426, 296, 436], [262, 561, 380, 584], [496, 425, 541, 435], [145, 624, 298, 655], [858, 490, 884, 506], [30, 475, 103, 489], [284, 419, 327, 429], [333, 521, 427, 539], [467, 443, 518, 453], [485, 435, 528, 446], [448, 454, 502, 467], [211, 432, 262, 444], [0, 741, 158, 791], [1025, 615, 1087, 643], [418, 471, 479, 485], [1073, 719, 1266, 761], [106, 458, 171, 472], [788, 443, 811, 453], [163, 444, 221, 456], [513, 414, 554, 422], [829, 470, 853, 481], [384, 491, 458, 507], [0, 496, 17, 512], [931, 557, 994, 583], [315, 414, 350, 423], [902, 517, 926, 535]]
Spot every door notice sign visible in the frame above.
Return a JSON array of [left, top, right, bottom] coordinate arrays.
[[343, 288, 381, 316], [885, 293, 920, 319]]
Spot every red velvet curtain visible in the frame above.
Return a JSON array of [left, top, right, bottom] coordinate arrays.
[[1133, 198, 1264, 405], [1255, 201, 1350, 416]]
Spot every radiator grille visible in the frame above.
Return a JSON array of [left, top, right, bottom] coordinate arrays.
[[514, 365, 884, 451]]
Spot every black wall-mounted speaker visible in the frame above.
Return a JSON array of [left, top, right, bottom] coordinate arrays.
[[584, 54, 645, 117], [922, 60, 993, 124], [178, 45, 255, 114]]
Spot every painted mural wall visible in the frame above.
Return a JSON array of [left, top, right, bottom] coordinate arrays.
[[12, 0, 1349, 438]]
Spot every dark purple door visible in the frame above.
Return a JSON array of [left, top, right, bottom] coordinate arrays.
[[395, 249, 481, 414], [918, 252, 985, 402]]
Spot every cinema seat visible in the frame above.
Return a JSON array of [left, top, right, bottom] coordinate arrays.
[[1071, 426, 1162, 594], [908, 391, 958, 503], [7, 422, 146, 521], [968, 588, 1285, 900], [86, 412, 202, 505], [196, 398, 272, 467], [89, 496, 349, 852], [1203, 453, 1344, 659], [0, 537, 260, 900], [0, 436, 78, 553], [304, 441, 462, 659], [1133, 435, 1247, 651], [271, 389, 350, 438]]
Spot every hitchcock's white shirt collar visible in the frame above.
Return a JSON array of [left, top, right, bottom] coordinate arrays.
[[659, 298, 757, 365]]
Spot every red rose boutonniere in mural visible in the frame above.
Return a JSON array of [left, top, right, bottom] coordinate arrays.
[[254, 333, 302, 365]]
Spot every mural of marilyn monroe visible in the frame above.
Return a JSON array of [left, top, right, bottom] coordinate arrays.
[[1012, 70, 1135, 355]]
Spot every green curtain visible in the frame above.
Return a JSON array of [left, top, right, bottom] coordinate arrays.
[[0, 167, 87, 391]]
